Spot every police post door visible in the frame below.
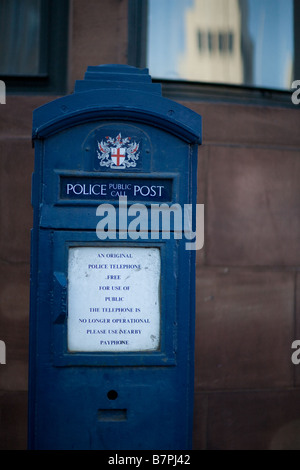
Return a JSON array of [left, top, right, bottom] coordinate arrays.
[[29, 65, 202, 450]]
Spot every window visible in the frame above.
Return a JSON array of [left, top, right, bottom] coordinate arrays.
[[0, 0, 69, 94], [129, 0, 299, 96]]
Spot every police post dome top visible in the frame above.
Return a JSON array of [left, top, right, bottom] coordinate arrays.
[[32, 64, 202, 144]]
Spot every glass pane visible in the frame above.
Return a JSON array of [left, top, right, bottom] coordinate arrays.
[[0, 0, 44, 75], [147, 0, 294, 90], [68, 247, 161, 353]]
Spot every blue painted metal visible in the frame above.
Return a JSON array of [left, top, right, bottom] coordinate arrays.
[[29, 64, 202, 450]]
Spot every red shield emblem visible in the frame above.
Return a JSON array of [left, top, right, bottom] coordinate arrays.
[[111, 147, 126, 166], [97, 132, 140, 169]]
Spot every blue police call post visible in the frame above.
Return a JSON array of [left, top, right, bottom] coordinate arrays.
[[29, 65, 202, 450]]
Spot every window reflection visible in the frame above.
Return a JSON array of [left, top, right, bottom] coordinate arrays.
[[147, 0, 294, 90], [0, 0, 43, 75]]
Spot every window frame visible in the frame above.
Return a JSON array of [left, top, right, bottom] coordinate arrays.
[[128, 0, 300, 108], [1, 0, 69, 95]]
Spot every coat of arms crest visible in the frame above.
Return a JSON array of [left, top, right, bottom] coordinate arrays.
[[97, 133, 140, 169]]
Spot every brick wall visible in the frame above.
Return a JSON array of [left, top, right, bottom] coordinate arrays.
[[192, 102, 300, 449]]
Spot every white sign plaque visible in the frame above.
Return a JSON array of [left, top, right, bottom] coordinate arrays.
[[67, 246, 161, 352]]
